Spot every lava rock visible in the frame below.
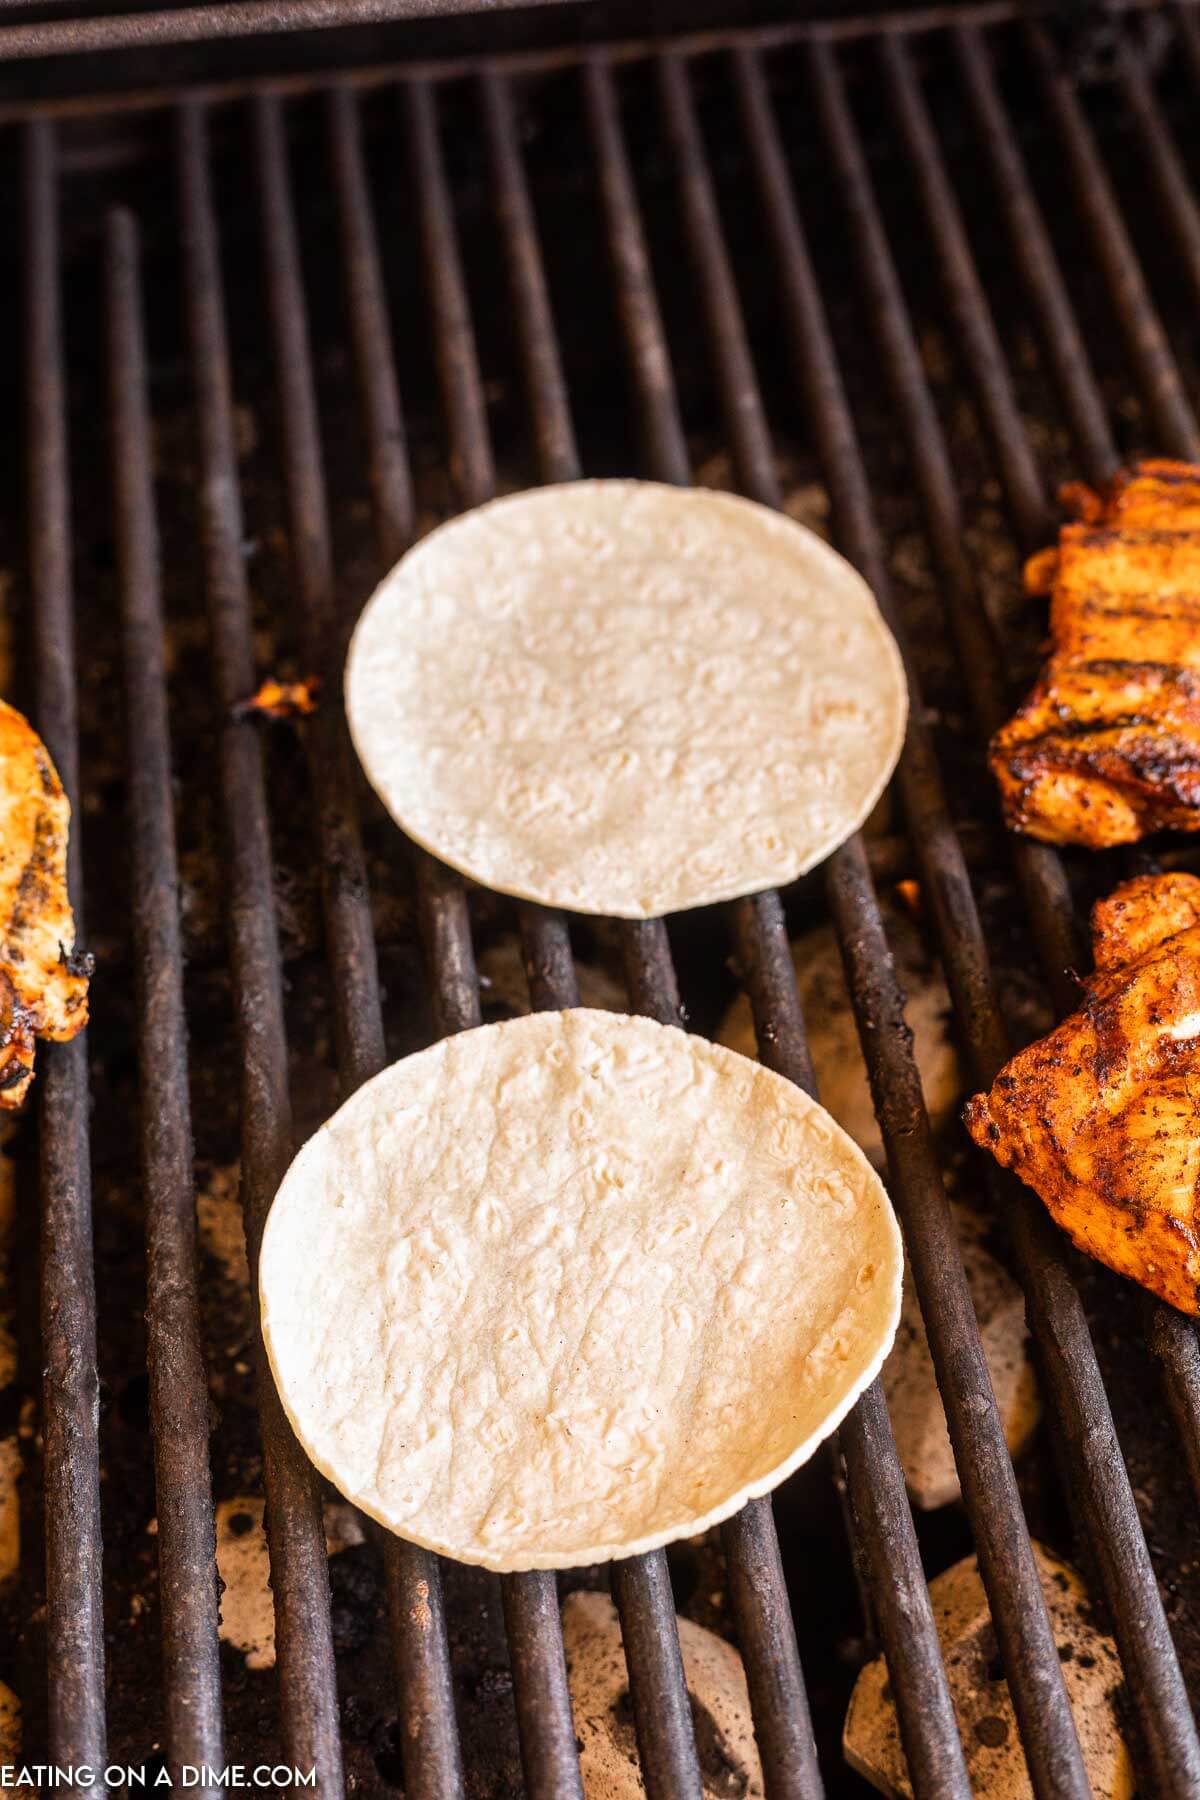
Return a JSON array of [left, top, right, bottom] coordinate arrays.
[[717, 898, 961, 1168], [844, 1544, 1134, 1798], [214, 1494, 365, 1671], [884, 1201, 1039, 1510], [562, 1589, 763, 1798]]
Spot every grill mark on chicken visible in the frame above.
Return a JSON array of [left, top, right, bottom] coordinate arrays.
[[1006, 717, 1168, 745], [0, 699, 90, 1106], [1003, 748, 1200, 827], [1052, 658, 1199, 680], [991, 460, 1200, 846], [1060, 526, 1182, 550], [1075, 597, 1200, 620], [966, 871, 1200, 1312]]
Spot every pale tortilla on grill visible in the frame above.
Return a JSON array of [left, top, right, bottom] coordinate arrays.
[[345, 482, 907, 919], [259, 1009, 903, 1571]]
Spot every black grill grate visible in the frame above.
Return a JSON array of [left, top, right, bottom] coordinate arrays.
[[12, 8, 1200, 1795]]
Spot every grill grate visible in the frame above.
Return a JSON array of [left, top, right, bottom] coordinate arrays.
[[25, 114, 106, 1789], [12, 8, 1200, 1795]]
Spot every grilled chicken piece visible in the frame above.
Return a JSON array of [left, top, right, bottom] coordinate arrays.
[[991, 459, 1200, 847], [964, 871, 1200, 1313], [0, 699, 90, 1106]]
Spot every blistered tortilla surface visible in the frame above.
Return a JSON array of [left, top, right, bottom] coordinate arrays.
[[345, 482, 907, 917], [260, 1010, 902, 1570]]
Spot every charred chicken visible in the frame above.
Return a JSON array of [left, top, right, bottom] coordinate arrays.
[[990, 459, 1200, 847], [964, 870, 1200, 1313], [0, 699, 90, 1106]]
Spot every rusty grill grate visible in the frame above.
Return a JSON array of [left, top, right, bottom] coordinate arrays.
[[12, 5, 1200, 1795]]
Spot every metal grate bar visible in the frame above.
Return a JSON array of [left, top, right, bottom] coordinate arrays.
[[1145, 1297, 1200, 1504], [257, 86, 474, 1800], [726, 49, 892, 596], [517, 906, 580, 1013], [497, 1571, 585, 1800], [0, 0, 588, 64], [716, 1503, 818, 1800], [658, 46, 1094, 1799], [606, 1552, 703, 1800], [105, 204, 226, 1780], [1024, 18, 1200, 460], [412, 845, 482, 1040], [24, 117, 106, 1790], [480, 69, 578, 486], [805, 33, 1200, 1795], [877, 34, 1053, 551], [1177, 0, 1200, 86], [253, 92, 384, 1088], [330, 79, 581, 1800], [581, 59, 690, 489], [0, 0, 1184, 87], [381, 1547, 463, 1799], [175, 100, 345, 1798], [1119, 44, 1200, 315], [328, 85, 414, 568], [656, 57, 778, 508], [406, 81, 494, 513], [950, 24, 1119, 490], [830, 1381, 963, 1790]]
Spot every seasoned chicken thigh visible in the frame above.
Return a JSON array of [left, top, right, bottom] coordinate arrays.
[[990, 460, 1200, 847], [0, 699, 90, 1105], [964, 871, 1200, 1313]]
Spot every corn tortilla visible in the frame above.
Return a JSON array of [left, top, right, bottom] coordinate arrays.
[[345, 482, 907, 918], [260, 1009, 903, 1570]]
